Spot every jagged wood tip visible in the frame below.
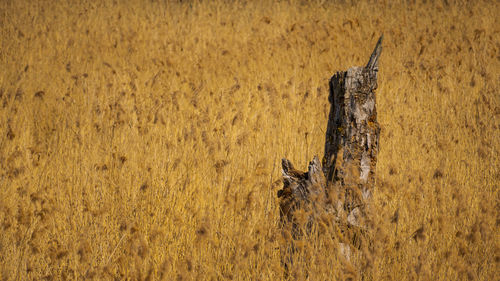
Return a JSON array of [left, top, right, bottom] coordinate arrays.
[[281, 158, 294, 174], [366, 35, 383, 71]]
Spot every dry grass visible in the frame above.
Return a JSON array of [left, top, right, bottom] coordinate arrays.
[[0, 0, 498, 280]]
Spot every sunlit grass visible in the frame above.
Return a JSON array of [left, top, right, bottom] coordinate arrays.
[[0, 0, 498, 280]]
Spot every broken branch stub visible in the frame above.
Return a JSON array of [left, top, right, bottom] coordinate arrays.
[[279, 156, 326, 238]]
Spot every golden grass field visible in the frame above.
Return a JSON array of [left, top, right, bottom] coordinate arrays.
[[0, 0, 498, 280]]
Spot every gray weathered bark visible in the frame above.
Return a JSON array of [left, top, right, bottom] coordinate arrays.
[[323, 35, 382, 226], [278, 36, 382, 271]]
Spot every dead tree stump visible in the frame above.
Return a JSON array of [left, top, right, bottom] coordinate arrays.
[[278, 36, 382, 273], [323, 35, 382, 227]]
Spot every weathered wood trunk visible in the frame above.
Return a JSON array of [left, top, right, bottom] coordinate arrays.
[[278, 36, 382, 274], [323, 36, 382, 227]]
